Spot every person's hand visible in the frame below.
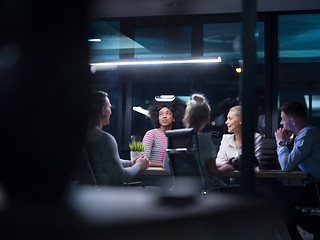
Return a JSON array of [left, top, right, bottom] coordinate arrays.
[[130, 155, 139, 166], [216, 162, 223, 168], [219, 163, 234, 173], [274, 127, 292, 143], [136, 154, 150, 170]]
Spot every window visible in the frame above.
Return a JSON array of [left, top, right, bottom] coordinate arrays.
[[89, 21, 121, 62], [89, 17, 267, 156], [204, 22, 265, 63], [278, 14, 320, 127], [279, 14, 320, 62], [135, 26, 191, 58]]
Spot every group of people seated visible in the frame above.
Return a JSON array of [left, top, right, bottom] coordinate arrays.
[[83, 90, 320, 188], [80, 90, 320, 239], [76, 90, 320, 240], [83, 91, 252, 187], [142, 93, 262, 188]]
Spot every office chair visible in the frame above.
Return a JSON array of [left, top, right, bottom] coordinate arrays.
[[73, 145, 144, 188], [165, 128, 206, 195], [69, 146, 98, 186], [294, 179, 320, 238], [259, 137, 281, 170]]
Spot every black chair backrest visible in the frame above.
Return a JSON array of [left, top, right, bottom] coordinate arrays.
[[165, 128, 205, 192], [85, 144, 144, 188], [259, 138, 281, 170], [70, 146, 97, 185]]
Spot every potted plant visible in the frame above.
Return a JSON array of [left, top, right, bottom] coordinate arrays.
[[129, 141, 144, 161]]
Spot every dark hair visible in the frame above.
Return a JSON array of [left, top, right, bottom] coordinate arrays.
[[280, 101, 307, 122], [88, 90, 108, 126], [148, 98, 185, 129]]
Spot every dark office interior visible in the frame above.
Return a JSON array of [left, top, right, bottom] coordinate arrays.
[[1, 0, 320, 239]]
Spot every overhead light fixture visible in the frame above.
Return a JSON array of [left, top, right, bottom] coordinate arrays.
[[133, 106, 149, 116], [90, 57, 221, 66], [88, 39, 102, 42], [90, 57, 221, 72], [155, 95, 175, 102]]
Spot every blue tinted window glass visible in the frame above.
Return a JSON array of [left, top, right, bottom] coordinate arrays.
[[89, 21, 120, 62], [279, 14, 320, 128], [279, 14, 320, 62], [278, 82, 320, 127], [304, 93, 320, 117], [204, 22, 264, 63], [134, 27, 191, 58]]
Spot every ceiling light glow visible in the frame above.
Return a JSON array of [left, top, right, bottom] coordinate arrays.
[[155, 95, 175, 102], [88, 39, 102, 42], [90, 57, 221, 67], [236, 67, 242, 73], [133, 106, 149, 116]]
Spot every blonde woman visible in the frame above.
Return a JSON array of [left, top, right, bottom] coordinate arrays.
[[216, 105, 262, 170], [184, 93, 234, 189]]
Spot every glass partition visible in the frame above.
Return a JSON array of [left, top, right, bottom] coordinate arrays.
[[89, 21, 121, 62], [134, 26, 191, 58], [279, 14, 320, 62], [204, 22, 265, 63], [88, 17, 267, 156], [278, 14, 320, 128]]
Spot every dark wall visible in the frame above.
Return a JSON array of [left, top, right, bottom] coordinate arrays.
[[0, 0, 90, 200]]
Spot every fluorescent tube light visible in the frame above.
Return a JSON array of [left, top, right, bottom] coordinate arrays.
[[155, 95, 176, 102], [90, 57, 221, 67], [88, 39, 102, 42], [133, 106, 149, 116]]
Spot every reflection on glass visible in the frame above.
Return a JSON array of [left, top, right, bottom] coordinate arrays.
[[204, 22, 265, 64], [279, 14, 320, 62], [89, 21, 121, 61], [134, 26, 192, 59], [304, 95, 320, 117]]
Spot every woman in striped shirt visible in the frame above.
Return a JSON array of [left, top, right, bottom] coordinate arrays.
[[143, 98, 184, 167]]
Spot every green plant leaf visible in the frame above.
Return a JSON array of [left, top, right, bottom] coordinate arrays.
[[129, 140, 144, 151]]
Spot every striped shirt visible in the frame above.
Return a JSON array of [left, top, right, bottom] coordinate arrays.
[[143, 129, 167, 163]]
